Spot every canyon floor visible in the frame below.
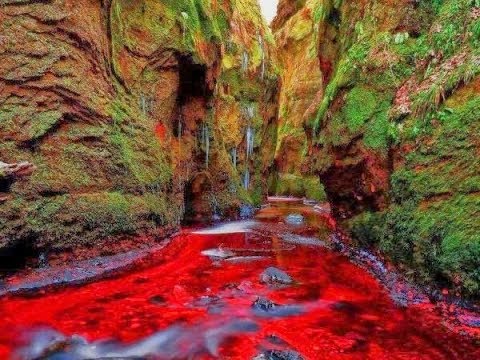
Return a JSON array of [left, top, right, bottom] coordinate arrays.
[[0, 200, 479, 359]]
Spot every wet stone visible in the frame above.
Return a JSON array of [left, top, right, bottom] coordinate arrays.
[[253, 350, 305, 360], [252, 297, 277, 312], [260, 267, 294, 285], [252, 297, 303, 318], [265, 334, 289, 346], [285, 214, 304, 226], [149, 295, 167, 305], [240, 204, 255, 219]]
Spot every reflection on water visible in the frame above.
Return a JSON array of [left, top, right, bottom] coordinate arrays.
[[0, 200, 479, 359]]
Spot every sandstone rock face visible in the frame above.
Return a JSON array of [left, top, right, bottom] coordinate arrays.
[[0, 0, 278, 251], [274, 0, 480, 296], [268, 0, 327, 201], [0, 161, 35, 203], [0, 161, 35, 180]]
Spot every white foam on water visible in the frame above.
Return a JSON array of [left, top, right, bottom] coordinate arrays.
[[224, 256, 267, 263], [280, 233, 326, 247], [267, 196, 303, 202], [192, 220, 258, 235]]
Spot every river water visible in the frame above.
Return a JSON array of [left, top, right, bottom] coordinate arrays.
[[0, 200, 478, 359]]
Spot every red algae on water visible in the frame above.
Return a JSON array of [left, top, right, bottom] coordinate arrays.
[[0, 202, 479, 359]]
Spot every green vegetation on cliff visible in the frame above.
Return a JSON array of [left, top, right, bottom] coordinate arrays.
[[0, 0, 277, 253], [274, 0, 480, 296]]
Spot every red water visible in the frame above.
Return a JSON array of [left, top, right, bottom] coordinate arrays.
[[0, 203, 478, 359]]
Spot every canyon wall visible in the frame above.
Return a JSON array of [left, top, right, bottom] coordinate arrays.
[[274, 0, 480, 296], [0, 0, 278, 254], [1, 0, 479, 297]]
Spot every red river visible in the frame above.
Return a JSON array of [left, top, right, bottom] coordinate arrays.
[[0, 200, 478, 359]]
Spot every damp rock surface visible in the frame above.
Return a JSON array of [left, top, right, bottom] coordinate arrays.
[[0, 201, 479, 359], [260, 267, 294, 285], [253, 350, 305, 360], [285, 214, 305, 226]]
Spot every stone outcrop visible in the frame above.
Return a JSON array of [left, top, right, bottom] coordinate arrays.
[[273, 0, 480, 296], [0, 0, 278, 251], [269, 0, 327, 201], [0, 161, 35, 180], [0, 161, 35, 203], [2, 0, 479, 298]]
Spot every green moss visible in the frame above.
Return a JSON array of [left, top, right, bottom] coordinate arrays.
[[344, 87, 377, 132], [79, 192, 136, 234], [350, 192, 480, 297], [363, 101, 392, 151], [402, 95, 480, 197], [273, 173, 327, 201], [30, 152, 92, 191], [350, 89, 480, 297], [27, 110, 63, 141], [311, 36, 371, 134], [430, 0, 470, 57], [108, 98, 172, 189], [303, 176, 328, 201], [11, 191, 180, 249]]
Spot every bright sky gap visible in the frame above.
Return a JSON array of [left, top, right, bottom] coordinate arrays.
[[258, 0, 279, 23]]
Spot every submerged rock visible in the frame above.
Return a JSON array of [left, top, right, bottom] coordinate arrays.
[[284, 214, 304, 226], [240, 205, 256, 219], [251, 297, 303, 318], [253, 350, 305, 360], [260, 267, 294, 285], [252, 297, 277, 312], [149, 295, 167, 306], [17, 320, 259, 360], [201, 248, 236, 261]]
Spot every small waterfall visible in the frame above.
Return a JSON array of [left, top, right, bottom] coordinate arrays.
[[140, 95, 154, 117], [140, 95, 147, 117], [200, 123, 210, 169], [206, 133, 209, 169], [243, 169, 250, 190], [177, 115, 183, 137], [149, 97, 154, 113], [258, 34, 265, 80], [181, 12, 189, 40], [242, 103, 255, 121], [231, 147, 237, 169], [246, 126, 254, 160], [211, 196, 221, 221], [241, 50, 249, 73]]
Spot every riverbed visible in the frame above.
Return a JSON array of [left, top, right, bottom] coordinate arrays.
[[0, 200, 478, 359]]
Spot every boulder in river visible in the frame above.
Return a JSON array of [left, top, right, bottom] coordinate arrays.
[[260, 267, 294, 285], [251, 297, 303, 318], [285, 214, 304, 225], [201, 248, 236, 261], [253, 349, 305, 360]]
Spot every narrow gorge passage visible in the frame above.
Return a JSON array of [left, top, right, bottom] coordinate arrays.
[[1, 200, 478, 359], [1, 0, 480, 359]]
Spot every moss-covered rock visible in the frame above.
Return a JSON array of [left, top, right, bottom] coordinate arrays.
[[274, 0, 480, 296], [271, 173, 327, 201], [0, 0, 278, 251]]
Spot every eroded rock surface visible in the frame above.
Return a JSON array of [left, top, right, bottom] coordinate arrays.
[[0, 0, 278, 252], [260, 267, 294, 285], [273, 0, 480, 296]]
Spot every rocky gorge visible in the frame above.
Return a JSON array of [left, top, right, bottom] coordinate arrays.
[[0, 0, 479, 322]]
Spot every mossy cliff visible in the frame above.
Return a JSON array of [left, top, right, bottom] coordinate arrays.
[[2, 0, 479, 298], [0, 0, 278, 252], [273, 0, 480, 296]]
